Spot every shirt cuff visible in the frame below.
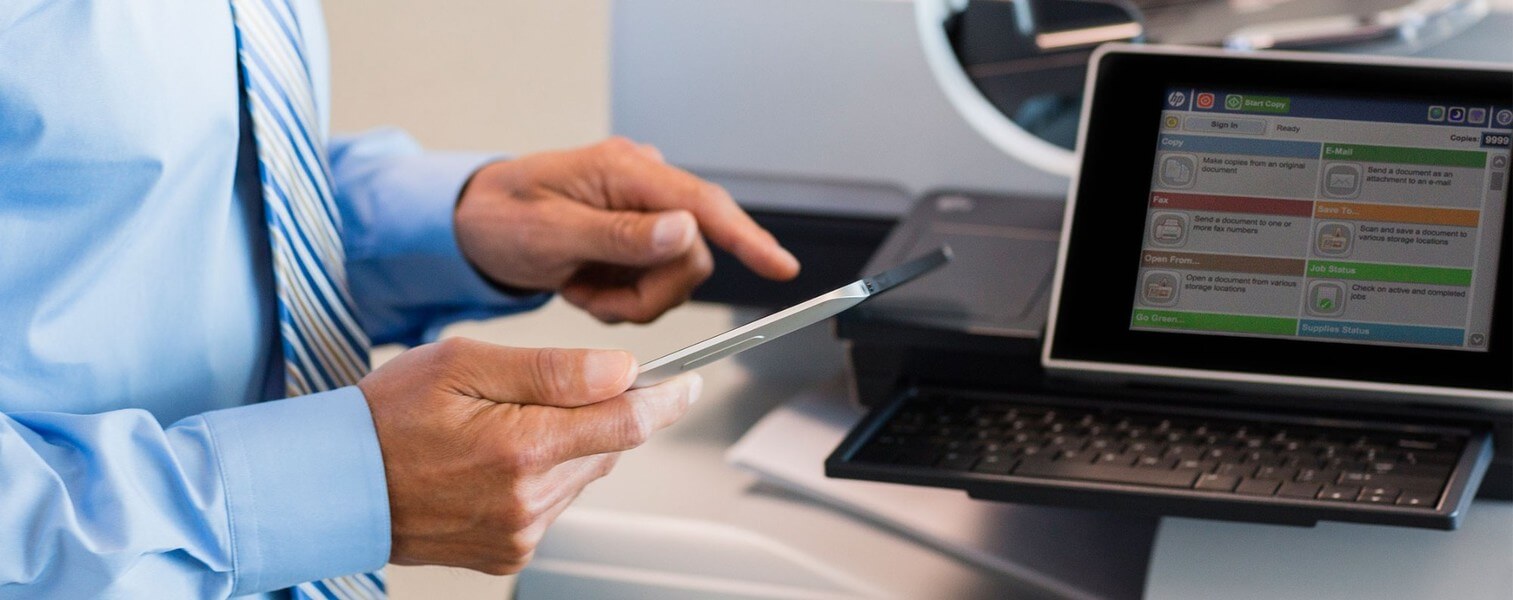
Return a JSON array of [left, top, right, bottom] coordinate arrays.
[[201, 387, 390, 596]]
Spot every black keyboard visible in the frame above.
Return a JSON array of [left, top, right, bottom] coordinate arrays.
[[829, 391, 1491, 529]]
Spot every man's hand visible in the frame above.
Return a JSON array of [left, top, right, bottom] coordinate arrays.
[[455, 137, 801, 324], [358, 337, 699, 575]]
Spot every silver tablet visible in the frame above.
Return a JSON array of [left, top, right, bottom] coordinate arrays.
[[633, 246, 952, 388]]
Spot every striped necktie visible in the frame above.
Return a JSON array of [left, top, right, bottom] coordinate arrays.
[[229, 0, 385, 598]]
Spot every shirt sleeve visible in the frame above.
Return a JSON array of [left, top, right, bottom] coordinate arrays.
[[329, 128, 551, 346], [0, 388, 390, 598]]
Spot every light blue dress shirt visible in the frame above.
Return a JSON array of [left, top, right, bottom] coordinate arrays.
[[0, 1, 546, 597]]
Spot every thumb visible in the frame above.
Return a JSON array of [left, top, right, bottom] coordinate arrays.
[[556, 203, 698, 267]]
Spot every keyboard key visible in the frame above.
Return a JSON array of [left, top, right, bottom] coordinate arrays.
[[1402, 450, 1457, 465], [1212, 462, 1253, 478], [1235, 478, 1280, 496], [1094, 451, 1139, 466], [1380, 464, 1453, 479], [1195, 473, 1239, 492], [1136, 455, 1178, 469], [1336, 472, 1444, 492], [938, 452, 977, 471], [1318, 485, 1361, 501], [1277, 482, 1321, 499], [1254, 466, 1296, 481], [1125, 441, 1157, 454], [1294, 468, 1338, 484], [1164, 444, 1202, 460], [1360, 486, 1399, 500], [972, 455, 1016, 476], [1396, 491, 1439, 508], [1013, 458, 1201, 488]]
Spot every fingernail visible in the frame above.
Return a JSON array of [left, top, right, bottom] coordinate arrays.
[[777, 247, 800, 274], [652, 212, 693, 253], [584, 351, 635, 391]]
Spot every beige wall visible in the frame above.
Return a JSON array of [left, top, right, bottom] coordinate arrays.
[[322, 1, 612, 596], [325, 0, 611, 155]]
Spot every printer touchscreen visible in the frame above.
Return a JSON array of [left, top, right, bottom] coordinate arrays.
[[1131, 90, 1512, 351]]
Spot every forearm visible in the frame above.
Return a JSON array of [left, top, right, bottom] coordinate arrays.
[[0, 389, 389, 597], [329, 128, 549, 346]]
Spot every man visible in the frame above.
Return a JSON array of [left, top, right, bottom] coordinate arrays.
[[0, 1, 799, 598]]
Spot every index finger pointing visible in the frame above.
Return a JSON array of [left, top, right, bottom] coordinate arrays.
[[603, 148, 800, 281]]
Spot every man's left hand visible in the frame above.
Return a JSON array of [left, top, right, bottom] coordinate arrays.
[[455, 137, 801, 323]]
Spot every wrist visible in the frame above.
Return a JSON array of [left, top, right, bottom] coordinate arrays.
[[455, 160, 554, 297]]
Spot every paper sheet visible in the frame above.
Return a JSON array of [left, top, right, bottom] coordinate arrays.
[[725, 389, 1156, 600]]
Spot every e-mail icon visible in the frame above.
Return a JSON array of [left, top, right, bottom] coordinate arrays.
[[1322, 163, 1362, 199]]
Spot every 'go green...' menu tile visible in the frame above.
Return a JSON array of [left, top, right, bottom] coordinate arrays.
[[1133, 309, 1297, 336]]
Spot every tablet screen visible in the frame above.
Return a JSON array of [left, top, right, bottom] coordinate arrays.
[[1131, 90, 1512, 352]]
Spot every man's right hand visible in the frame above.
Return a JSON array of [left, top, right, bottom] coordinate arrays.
[[356, 337, 699, 575]]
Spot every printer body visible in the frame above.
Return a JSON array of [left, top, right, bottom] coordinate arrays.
[[612, 0, 1513, 509]]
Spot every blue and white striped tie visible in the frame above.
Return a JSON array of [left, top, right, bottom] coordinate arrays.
[[229, 0, 385, 598]]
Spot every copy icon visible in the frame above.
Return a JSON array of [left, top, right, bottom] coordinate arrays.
[[1159, 154, 1197, 189]]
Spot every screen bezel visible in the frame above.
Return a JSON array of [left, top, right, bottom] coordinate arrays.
[[1044, 46, 1513, 402]]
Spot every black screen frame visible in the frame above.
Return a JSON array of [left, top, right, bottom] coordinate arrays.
[[1048, 49, 1513, 395]]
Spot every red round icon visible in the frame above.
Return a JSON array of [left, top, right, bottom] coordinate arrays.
[[1196, 93, 1215, 110]]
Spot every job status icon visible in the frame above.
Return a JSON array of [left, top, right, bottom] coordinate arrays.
[[1322, 163, 1362, 199], [1307, 280, 1347, 317], [1315, 221, 1353, 257], [1159, 154, 1197, 189], [1150, 212, 1188, 247], [1141, 270, 1181, 307]]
